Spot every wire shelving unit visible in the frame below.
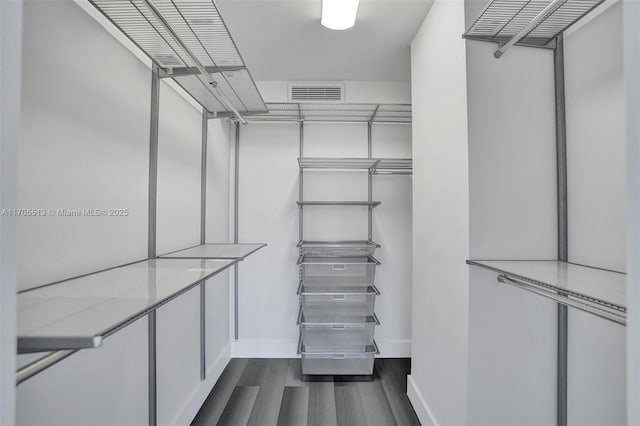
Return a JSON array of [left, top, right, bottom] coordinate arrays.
[[463, 0, 608, 57], [246, 103, 412, 124], [89, 0, 267, 121]]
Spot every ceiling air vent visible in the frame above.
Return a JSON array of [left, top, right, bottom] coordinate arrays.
[[289, 83, 344, 103]]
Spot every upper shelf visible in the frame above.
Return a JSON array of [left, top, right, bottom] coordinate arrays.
[[18, 258, 237, 354], [467, 260, 626, 325], [246, 103, 412, 123], [298, 157, 413, 175], [158, 243, 266, 260], [463, 0, 606, 56], [89, 0, 266, 118]]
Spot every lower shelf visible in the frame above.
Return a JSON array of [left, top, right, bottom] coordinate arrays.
[[299, 339, 379, 375]]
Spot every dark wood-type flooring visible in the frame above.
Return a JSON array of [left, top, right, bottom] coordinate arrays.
[[192, 358, 420, 426]]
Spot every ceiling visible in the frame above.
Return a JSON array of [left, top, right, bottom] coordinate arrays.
[[215, 0, 434, 83]]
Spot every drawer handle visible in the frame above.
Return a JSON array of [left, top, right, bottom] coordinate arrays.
[[332, 325, 345, 330], [332, 295, 346, 301], [331, 264, 347, 271]]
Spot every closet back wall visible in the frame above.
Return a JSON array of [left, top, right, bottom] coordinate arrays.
[[235, 119, 412, 357], [18, 0, 150, 290]]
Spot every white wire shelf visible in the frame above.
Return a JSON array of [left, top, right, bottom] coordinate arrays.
[[298, 157, 412, 174], [17, 258, 236, 354], [297, 240, 380, 258], [89, 0, 266, 117], [467, 260, 626, 325], [247, 103, 412, 123], [463, 0, 606, 54], [158, 243, 266, 260]]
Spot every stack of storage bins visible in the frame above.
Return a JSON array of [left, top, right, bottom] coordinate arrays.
[[297, 241, 380, 375]]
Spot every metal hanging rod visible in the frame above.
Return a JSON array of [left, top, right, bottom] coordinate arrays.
[[159, 66, 246, 79], [140, 0, 247, 124], [497, 275, 626, 326], [463, 0, 607, 58], [494, 0, 565, 58], [16, 350, 78, 385]]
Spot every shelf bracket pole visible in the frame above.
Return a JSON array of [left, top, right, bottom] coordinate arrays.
[[494, 0, 566, 58], [199, 110, 210, 381], [234, 122, 240, 340], [147, 63, 160, 426], [368, 121, 373, 241], [299, 121, 304, 243], [554, 33, 569, 426]]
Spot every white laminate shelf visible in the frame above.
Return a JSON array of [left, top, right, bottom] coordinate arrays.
[[17, 258, 238, 355], [158, 243, 267, 260], [467, 260, 626, 326]]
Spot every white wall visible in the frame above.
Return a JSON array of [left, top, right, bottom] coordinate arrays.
[[15, 2, 231, 425], [372, 124, 413, 352], [564, 3, 627, 424], [234, 118, 413, 357], [256, 81, 411, 104], [16, 2, 152, 422], [16, 318, 149, 426], [565, 1, 626, 273], [0, 1, 21, 424], [235, 122, 301, 356], [156, 82, 202, 255], [206, 118, 232, 243], [624, 2, 640, 423], [408, 1, 470, 424], [17, 0, 150, 291], [464, 11, 558, 425]]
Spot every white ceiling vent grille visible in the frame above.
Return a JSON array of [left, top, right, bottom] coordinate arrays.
[[289, 83, 344, 103]]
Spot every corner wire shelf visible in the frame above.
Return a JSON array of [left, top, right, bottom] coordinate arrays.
[[245, 103, 412, 124], [463, 0, 607, 58], [298, 157, 413, 175], [88, 0, 267, 120]]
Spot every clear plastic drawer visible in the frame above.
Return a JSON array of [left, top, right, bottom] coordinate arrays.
[[298, 339, 379, 375], [298, 255, 380, 286], [298, 309, 379, 350], [298, 284, 379, 316]]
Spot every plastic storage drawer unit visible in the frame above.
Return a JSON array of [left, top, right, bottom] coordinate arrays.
[[298, 255, 380, 286], [297, 240, 380, 257], [299, 341, 379, 375], [298, 310, 379, 350], [299, 285, 379, 316]]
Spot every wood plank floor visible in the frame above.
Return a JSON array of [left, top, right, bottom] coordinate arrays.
[[192, 358, 420, 426]]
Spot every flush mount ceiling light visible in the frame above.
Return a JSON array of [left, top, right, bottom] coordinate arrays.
[[321, 0, 360, 30]]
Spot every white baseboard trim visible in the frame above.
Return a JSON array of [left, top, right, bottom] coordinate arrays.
[[173, 344, 231, 426], [231, 339, 411, 358], [407, 374, 439, 426], [232, 340, 299, 358], [376, 340, 411, 357]]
